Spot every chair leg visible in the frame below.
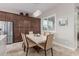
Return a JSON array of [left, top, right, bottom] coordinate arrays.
[[22, 43, 24, 48], [24, 45, 26, 52], [45, 50, 47, 56], [22, 43, 25, 52], [51, 48, 53, 56], [26, 47, 29, 56]]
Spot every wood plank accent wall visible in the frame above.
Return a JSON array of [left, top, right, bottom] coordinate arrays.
[[0, 11, 41, 43]]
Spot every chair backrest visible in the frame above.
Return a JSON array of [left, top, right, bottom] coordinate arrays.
[[21, 33, 28, 47], [45, 34, 53, 49], [44, 32, 49, 36], [29, 31, 33, 34]]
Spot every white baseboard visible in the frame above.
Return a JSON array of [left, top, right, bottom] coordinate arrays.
[[53, 41, 76, 51]]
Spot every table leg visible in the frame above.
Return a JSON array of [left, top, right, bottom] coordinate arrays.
[[33, 46, 41, 53]]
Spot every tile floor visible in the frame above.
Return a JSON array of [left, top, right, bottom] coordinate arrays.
[[2, 42, 79, 56]]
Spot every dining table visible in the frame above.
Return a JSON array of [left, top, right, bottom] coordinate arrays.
[[26, 34, 47, 52], [26, 34, 47, 44]]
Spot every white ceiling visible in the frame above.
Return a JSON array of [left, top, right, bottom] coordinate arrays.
[[0, 3, 57, 16]]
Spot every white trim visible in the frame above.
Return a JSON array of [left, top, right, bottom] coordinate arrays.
[[75, 8, 78, 49], [75, 10, 78, 49], [53, 41, 76, 51]]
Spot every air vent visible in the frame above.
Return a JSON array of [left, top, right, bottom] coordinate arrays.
[[32, 10, 42, 17]]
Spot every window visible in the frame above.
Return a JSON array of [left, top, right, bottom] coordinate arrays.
[[41, 15, 56, 32], [42, 19, 48, 30]]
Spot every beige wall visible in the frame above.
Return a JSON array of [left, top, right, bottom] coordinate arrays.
[[41, 4, 76, 50]]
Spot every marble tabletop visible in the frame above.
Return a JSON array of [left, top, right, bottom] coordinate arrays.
[[26, 34, 46, 44]]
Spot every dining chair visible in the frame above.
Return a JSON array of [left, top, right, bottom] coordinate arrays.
[[37, 34, 53, 56], [44, 32, 50, 36], [21, 33, 36, 56]]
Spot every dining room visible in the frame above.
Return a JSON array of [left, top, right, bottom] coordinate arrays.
[[0, 3, 78, 56], [0, 3, 56, 56]]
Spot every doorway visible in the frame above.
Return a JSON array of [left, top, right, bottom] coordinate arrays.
[[0, 21, 13, 44]]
